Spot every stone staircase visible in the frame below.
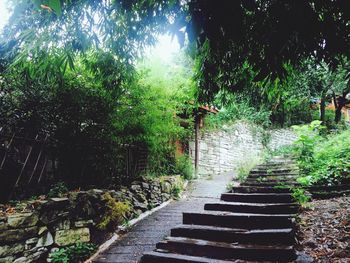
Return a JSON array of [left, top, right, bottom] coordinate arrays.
[[139, 156, 300, 262]]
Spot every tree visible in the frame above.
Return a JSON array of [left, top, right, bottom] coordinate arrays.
[[183, 0, 350, 101], [5, 1, 350, 102], [294, 58, 350, 123]]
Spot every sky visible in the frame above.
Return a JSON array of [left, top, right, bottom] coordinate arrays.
[[0, 0, 11, 32], [147, 34, 181, 62]]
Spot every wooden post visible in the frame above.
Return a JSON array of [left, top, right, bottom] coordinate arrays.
[[194, 113, 200, 177]]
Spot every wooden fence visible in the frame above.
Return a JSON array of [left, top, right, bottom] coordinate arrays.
[[0, 131, 148, 202]]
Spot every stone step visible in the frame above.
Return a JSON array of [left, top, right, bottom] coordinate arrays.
[[248, 173, 299, 178], [204, 201, 299, 214], [245, 177, 297, 183], [307, 184, 350, 191], [230, 186, 292, 193], [221, 193, 294, 203], [255, 161, 296, 167], [183, 211, 294, 229], [244, 180, 297, 186], [156, 237, 296, 262], [247, 174, 298, 179], [171, 225, 295, 245], [241, 182, 299, 187], [140, 250, 233, 263], [250, 169, 299, 175]]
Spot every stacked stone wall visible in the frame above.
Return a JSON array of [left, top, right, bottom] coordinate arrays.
[[0, 176, 182, 262], [189, 122, 297, 177]]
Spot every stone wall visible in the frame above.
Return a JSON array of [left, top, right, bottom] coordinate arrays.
[[189, 122, 297, 177], [0, 176, 183, 263], [269, 128, 298, 151]]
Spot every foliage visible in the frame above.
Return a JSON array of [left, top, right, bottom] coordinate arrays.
[[47, 182, 68, 198], [50, 242, 97, 263], [205, 94, 271, 129], [226, 182, 235, 191], [0, 41, 195, 188], [281, 122, 350, 186], [186, 1, 350, 100], [174, 155, 194, 180], [170, 177, 186, 199], [97, 193, 131, 230], [135, 53, 196, 175], [292, 120, 324, 174], [300, 129, 350, 186], [291, 187, 311, 205], [5, 1, 350, 103]]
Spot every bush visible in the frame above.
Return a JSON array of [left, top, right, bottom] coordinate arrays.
[[47, 182, 69, 198], [174, 155, 194, 180], [304, 129, 350, 185], [205, 96, 271, 129], [282, 122, 350, 186], [50, 242, 97, 263], [97, 193, 131, 230], [292, 120, 324, 174]]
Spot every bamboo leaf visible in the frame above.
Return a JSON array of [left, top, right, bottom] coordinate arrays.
[[48, 0, 61, 16]]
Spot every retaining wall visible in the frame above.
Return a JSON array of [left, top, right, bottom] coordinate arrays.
[[0, 176, 182, 262], [189, 122, 297, 177]]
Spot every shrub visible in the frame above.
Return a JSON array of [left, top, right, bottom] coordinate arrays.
[[170, 177, 185, 199], [174, 155, 194, 180], [47, 182, 69, 198], [292, 120, 324, 174], [97, 193, 131, 230], [305, 129, 350, 185], [280, 122, 350, 186], [291, 187, 310, 205], [50, 242, 97, 263]]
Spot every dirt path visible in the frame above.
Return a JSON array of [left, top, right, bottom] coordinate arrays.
[[93, 171, 234, 263]]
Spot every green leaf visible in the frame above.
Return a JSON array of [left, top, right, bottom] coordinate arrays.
[[66, 52, 75, 70], [48, 0, 61, 16]]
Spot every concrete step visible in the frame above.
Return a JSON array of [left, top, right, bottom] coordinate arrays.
[[140, 250, 233, 263], [171, 225, 295, 245], [156, 237, 297, 262], [204, 201, 299, 214], [230, 186, 292, 193], [221, 192, 294, 203], [183, 211, 294, 229]]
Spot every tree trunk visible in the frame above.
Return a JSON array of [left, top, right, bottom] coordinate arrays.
[[334, 95, 349, 123], [335, 103, 344, 123], [320, 98, 326, 123]]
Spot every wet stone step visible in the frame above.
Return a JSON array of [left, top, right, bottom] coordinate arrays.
[[171, 225, 295, 245], [183, 211, 294, 229], [221, 192, 294, 203], [156, 237, 297, 262], [204, 201, 299, 214], [140, 250, 233, 263]]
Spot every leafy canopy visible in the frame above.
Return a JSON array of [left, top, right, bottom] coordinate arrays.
[[5, 1, 350, 101]]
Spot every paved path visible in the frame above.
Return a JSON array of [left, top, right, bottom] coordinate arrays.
[[93, 171, 234, 263]]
